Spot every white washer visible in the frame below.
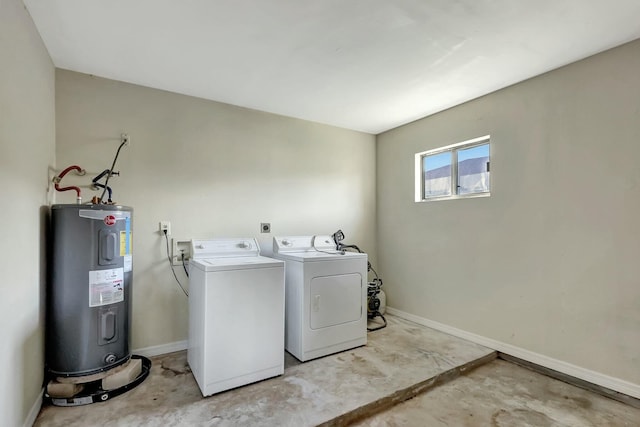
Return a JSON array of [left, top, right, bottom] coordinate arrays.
[[272, 235, 367, 362], [188, 238, 285, 397]]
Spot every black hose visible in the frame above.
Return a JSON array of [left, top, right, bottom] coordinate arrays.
[[92, 183, 112, 202], [92, 169, 110, 184], [98, 139, 127, 203], [367, 312, 387, 332]]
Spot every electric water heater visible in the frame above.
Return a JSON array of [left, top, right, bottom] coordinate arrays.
[[47, 204, 133, 377]]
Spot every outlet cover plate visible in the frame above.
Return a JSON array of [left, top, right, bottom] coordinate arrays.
[[159, 220, 171, 235], [171, 238, 191, 265]]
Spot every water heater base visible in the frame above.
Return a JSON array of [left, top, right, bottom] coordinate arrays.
[[45, 355, 151, 407]]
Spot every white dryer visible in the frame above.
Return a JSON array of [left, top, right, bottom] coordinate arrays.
[[272, 235, 367, 362], [188, 238, 285, 397]]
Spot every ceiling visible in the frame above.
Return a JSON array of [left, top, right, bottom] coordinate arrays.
[[24, 0, 640, 134]]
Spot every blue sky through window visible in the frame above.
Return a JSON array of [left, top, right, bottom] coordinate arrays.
[[423, 151, 451, 172], [458, 144, 489, 163]]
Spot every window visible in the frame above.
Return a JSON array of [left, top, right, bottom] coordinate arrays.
[[415, 135, 490, 202]]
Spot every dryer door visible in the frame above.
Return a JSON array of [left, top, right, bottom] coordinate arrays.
[[309, 273, 363, 329]]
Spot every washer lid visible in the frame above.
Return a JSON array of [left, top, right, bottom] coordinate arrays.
[[191, 255, 284, 272]]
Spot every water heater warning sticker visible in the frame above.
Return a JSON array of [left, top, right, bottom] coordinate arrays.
[[89, 268, 124, 307], [120, 231, 132, 256]]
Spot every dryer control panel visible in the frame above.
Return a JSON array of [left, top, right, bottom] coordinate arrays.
[[273, 235, 336, 253], [191, 238, 259, 259]]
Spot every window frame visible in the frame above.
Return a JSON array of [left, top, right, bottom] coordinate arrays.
[[415, 135, 491, 202]]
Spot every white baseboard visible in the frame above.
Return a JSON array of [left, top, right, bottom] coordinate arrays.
[[386, 307, 640, 399], [133, 340, 187, 358], [24, 389, 43, 427]]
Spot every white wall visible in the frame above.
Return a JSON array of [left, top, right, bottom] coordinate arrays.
[[377, 39, 640, 389], [55, 70, 377, 350], [0, 0, 56, 425]]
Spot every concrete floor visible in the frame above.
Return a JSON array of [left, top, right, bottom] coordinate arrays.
[[35, 315, 640, 426], [353, 359, 640, 427]]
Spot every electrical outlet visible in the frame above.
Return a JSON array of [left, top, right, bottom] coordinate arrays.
[[260, 222, 271, 233], [159, 221, 171, 235], [172, 238, 191, 266]]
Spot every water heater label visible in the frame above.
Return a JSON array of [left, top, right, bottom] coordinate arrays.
[[123, 255, 132, 273], [120, 229, 133, 272], [89, 268, 124, 307]]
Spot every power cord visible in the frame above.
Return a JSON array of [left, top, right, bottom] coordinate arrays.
[[164, 230, 188, 297], [181, 252, 189, 277], [311, 235, 345, 255], [331, 229, 387, 332]]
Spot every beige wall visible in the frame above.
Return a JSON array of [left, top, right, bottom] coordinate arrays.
[[377, 39, 640, 386], [0, 0, 56, 425], [55, 70, 377, 350]]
